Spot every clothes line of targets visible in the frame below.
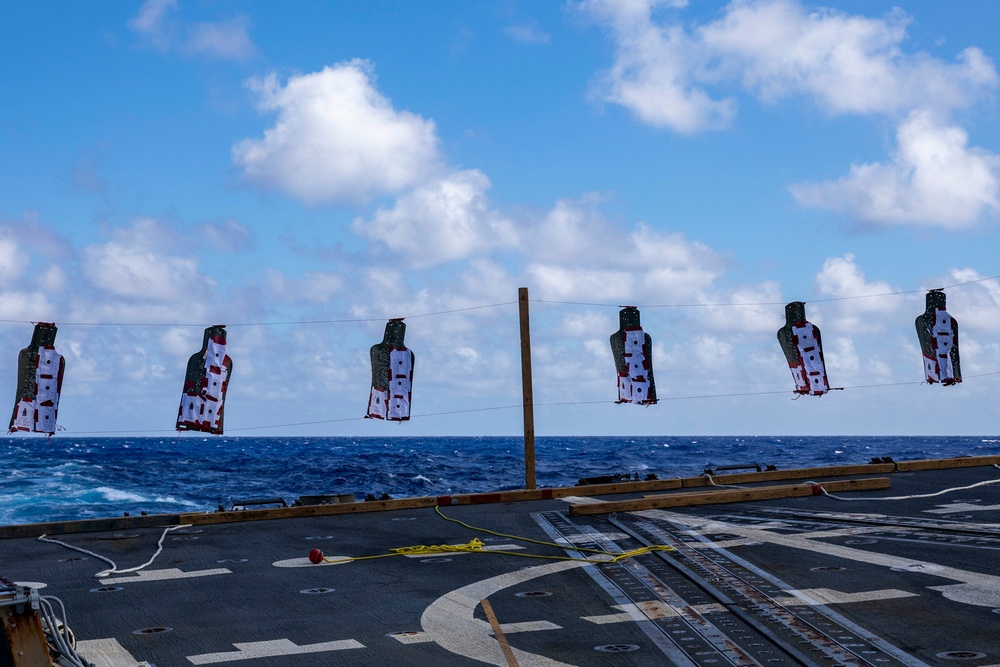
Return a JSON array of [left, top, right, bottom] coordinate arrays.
[[6, 290, 962, 436]]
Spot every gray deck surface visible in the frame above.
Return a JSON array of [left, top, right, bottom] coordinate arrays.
[[3, 464, 1000, 666]]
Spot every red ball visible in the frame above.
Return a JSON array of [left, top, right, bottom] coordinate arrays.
[[308, 548, 324, 564]]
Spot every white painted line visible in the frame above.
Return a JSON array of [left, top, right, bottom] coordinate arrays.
[[273, 556, 352, 568], [100, 567, 231, 585], [773, 588, 918, 607], [388, 631, 434, 644], [77, 637, 153, 667], [925, 502, 1000, 515], [650, 508, 1000, 609], [187, 638, 364, 665], [582, 601, 727, 625], [421, 560, 584, 667], [500, 620, 561, 633]]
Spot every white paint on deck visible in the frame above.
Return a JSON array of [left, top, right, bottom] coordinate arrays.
[[421, 560, 584, 666], [187, 638, 364, 664], [648, 509, 1000, 608], [99, 567, 231, 585], [773, 588, 918, 606], [77, 638, 153, 667], [925, 502, 1000, 515]]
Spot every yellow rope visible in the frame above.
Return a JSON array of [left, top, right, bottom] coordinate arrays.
[[318, 506, 675, 564]]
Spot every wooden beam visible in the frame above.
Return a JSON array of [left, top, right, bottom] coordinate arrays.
[[569, 478, 891, 515], [180, 497, 439, 526], [682, 463, 897, 487], [895, 455, 1000, 472]]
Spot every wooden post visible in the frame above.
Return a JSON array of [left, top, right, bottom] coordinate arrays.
[[518, 287, 536, 490]]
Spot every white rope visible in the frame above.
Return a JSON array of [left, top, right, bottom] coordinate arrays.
[[38, 524, 192, 578], [819, 467, 1000, 501]]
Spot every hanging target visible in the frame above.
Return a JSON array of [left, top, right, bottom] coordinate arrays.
[[915, 289, 961, 386], [610, 306, 657, 405], [366, 318, 414, 421], [777, 301, 829, 396], [176, 325, 232, 434], [8, 322, 65, 435]]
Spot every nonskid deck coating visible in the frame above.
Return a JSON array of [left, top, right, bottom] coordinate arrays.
[[2, 462, 1000, 665]]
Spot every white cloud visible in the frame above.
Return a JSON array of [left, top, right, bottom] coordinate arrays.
[[504, 23, 551, 44], [128, 0, 177, 50], [792, 111, 1000, 228], [233, 61, 443, 206], [81, 219, 214, 303], [352, 169, 516, 266], [0, 237, 28, 285], [699, 1, 996, 116], [185, 18, 256, 60], [580, 0, 997, 129], [524, 200, 725, 302], [579, 0, 736, 133], [195, 218, 255, 252], [265, 269, 344, 304], [128, 0, 255, 60]]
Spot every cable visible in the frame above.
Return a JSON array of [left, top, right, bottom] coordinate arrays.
[[0, 301, 517, 328], [531, 273, 1000, 309], [819, 467, 1000, 502], [38, 524, 192, 578], [312, 505, 674, 566]]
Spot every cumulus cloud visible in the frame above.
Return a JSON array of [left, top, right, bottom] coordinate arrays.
[[233, 61, 443, 206], [579, 0, 736, 133], [128, 0, 256, 60], [579, 0, 997, 131], [81, 219, 214, 303], [523, 199, 725, 302], [812, 254, 903, 334], [699, 1, 996, 116], [352, 169, 516, 266], [791, 111, 1000, 228], [578, 0, 999, 227]]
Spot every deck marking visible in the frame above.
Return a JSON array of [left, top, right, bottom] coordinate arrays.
[[99, 567, 231, 585], [773, 588, 918, 606], [647, 509, 1000, 609], [272, 543, 525, 569], [273, 555, 351, 568], [186, 638, 364, 664], [925, 502, 1000, 514], [77, 638, 153, 667], [388, 631, 434, 644], [421, 560, 583, 667]]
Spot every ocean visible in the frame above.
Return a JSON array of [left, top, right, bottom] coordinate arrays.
[[1, 435, 998, 526]]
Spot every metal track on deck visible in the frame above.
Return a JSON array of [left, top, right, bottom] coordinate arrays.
[[535, 509, 929, 667]]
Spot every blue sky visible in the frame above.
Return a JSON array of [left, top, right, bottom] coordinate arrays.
[[1, 0, 999, 437]]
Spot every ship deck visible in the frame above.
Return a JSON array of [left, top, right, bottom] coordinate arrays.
[[3, 456, 1000, 666]]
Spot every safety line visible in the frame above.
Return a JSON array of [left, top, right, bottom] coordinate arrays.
[[56, 369, 1000, 436], [313, 506, 675, 566], [37, 524, 192, 578], [0, 301, 517, 328], [531, 272, 1000, 309], [1, 272, 995, 329]]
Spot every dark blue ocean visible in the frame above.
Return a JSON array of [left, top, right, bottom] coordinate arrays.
[[2, 436, 998, 525]]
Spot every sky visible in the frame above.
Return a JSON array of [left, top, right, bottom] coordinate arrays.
[[1, 0, 999, 438]]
